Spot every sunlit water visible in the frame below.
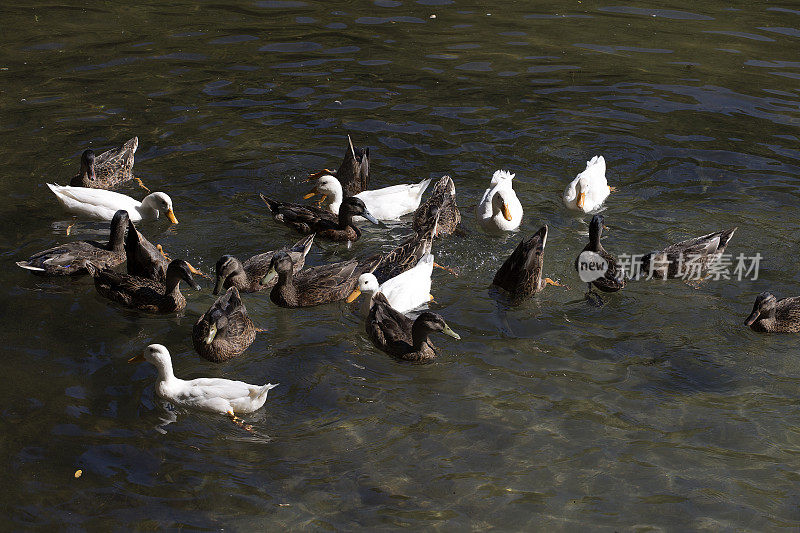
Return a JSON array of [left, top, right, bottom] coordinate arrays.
[[2, 1, 800, 529]]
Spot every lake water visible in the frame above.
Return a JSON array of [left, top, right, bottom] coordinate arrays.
[[3, 0, 800, 529]]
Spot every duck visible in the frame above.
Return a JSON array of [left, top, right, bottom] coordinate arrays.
[[213, 234, 314, 295], [262, 251, 381, 308], [638, 228, 737, 280], [261, 194, 379, 244], [476, 170, 523, 232], [16, 209, 129, 276], [192, 287, 257, 363], [563, 155, 613, 213], [413, 175, 461, 238], [309, 135, 370, 196], [365, 292, 460, 362], [305, 174, 431, 221], [575, 214, 625, 293], [47, 184, 178, 223], [69, 137, 146, 190], [347, 253, 434, 316], [745, 292, 800, 333], [124, 219, 169, 282], [492, 225, 564, 299], [128, 344, 278, 425], [371, 207, 438, 283], [86, 258, 202, 313]]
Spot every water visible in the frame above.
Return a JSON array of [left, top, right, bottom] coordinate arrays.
[[3, 0, 800, 529]]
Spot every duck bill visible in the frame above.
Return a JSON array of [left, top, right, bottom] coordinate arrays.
[[576, 192, 586, 210], [205, 323, 218, 344], [166, 209, 179, 224], [745, 310, 760, 326], [501, 202, 512, 221], [442, 324, 461, 340], [346, 288, 362, 303], [361, 209, 380, 225], [303, 189, 317, 200], [213, 276, 225, 295], [128, 353, 145, 363], [261, 267, 278, 285]]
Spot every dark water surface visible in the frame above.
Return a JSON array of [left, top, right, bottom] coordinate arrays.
[[3, 0, 800, 529]]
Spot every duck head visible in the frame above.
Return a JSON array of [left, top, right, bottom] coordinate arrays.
[[341, 196, 379, 224], [414, 312, 461, 340], [166, 259, 203, 290], [745, 291, 777, 326], [214, 255, 244, 295], [346, 273, 380, 303], [141, 192, 178, 224], [262, 251, 294, 285]]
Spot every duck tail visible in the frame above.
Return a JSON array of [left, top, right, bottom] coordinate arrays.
[[416, 177, 433, 197], [717, 227, 737, 253], [16, 261, 44, 272], [259, 194, 280, 212], [250, 383, 279, 400]]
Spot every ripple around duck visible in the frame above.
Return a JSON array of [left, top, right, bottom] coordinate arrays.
[[2, 0, 800, 529]]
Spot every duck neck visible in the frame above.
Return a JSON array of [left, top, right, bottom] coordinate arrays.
[[154, 357, 176, 383], [588, 226, 602, 251], [411, 322, 432, 352], [108, 220, 127, 254], [165, 275, 182, 298], [327, 190, 343, 215], [337, 210, 360, 238], [360, 289, 377, 316]]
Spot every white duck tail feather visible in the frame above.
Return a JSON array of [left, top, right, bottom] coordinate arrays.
[[16, 261, 45, 271], [250, 382, 279, 399]]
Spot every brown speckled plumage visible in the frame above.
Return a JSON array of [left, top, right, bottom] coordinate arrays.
[[193, 286, 257, 362], [70, 137, 138, 189], [576, 215, 625, 293], [493, 225, 549, 300], [745, 292, 800, 333], [413, 175, 460, 238], [639, 228, 737, 279]]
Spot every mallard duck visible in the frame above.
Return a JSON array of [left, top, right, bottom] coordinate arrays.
[[129, 344, 278, 425], [16, 209, 129, 276], [69, 137, 146, 190], [493, 225, 563, 299], [86, 258, 202, 313], [476, 170, 523, 232], [261, 194, 379, 243], [563, 155, 613, 213], [262, 251, 381, 308], [745, 292, 800, 333], [192, 287, 257, 363], [309, 135, 370, 196], [365, 292, 460, 362], [347, 253, 434, 316], [413, 175, 461, 237], [214, 234, 314, 295], [305, 174, 431, 221], [124, 219, 169, 282], [576, 214, 625, 293], [47, 184, 177, 223], [639, 228, 737, 280]]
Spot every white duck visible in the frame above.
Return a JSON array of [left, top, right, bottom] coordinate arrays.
[[346, 253, 434, 316], [47, 184, 178, 223], [476, 170, 523, 232], [305, 174, 432, 221], [129, 344, 278, 426], [563, 155, 613, 213]]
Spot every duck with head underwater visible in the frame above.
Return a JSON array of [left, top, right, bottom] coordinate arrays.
[[576, 214, 625, 295], [308, 135, 370, 197], [492, 225, 565, 301]]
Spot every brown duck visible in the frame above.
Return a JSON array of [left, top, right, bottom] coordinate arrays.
[[493, 225, 563, 300], [16, 209, 129, 276], [86, 259, 202, 313], [575, 214, 625, 293], [193, 286, 257, 362], [213, 234, 314, 295], [413, 175, 460, 238], [309, 135, 370, 196], [263, 251, 380, 308], [69, 137, 147, 190], [745, 292, 800, 333]]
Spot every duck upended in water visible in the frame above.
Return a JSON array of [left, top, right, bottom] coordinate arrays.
[[193, 286, 257, 362], [638, 228, 737, 280], [413, 175, 461, 238], [576, 214, 625, 293], [563, 155, 612, 213], [214, 234, 314, 295], [47, 184, 177, 223], [347, 253, 434, 316], [309, 135, 370, 196], [476, 170, 523, 232], [492, 225, 563, 300], [745, 292, 800, 333], [124, 219, 169, 282], [365, 292, 460, 362], [306, 174, 431, 221], [69, 137, 145, 190], [86, 258, 202, 313], [16, 209, 129, 276], [261, 194, 379, 244], [129, 344, 278, 418]]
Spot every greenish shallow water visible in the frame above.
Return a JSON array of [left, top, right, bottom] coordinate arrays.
[[2, 0, 800, 529]]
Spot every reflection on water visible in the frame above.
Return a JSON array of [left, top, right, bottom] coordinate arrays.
[[2, 0, 800, 529]]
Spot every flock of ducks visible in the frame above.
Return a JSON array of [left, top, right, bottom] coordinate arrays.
[[17, 136, 798, 428]]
